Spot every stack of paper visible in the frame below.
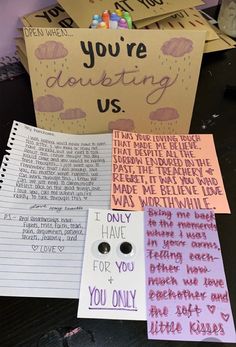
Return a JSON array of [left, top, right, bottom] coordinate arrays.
[[57, 0, 203, 28], [15, 3, 78, 73], [15, 2, 235, 73], [145, 7, 236, 53]]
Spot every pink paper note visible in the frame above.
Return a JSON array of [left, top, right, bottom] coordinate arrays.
[[111, 131, 230, 213], [144, 206, 236, 343]]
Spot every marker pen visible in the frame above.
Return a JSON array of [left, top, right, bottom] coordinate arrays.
[[102, 10, 110, 28], [90, 19, 99, 28], [115, 9, 123, 17], [118, 18, 128, 29], [109, 12, 119, 29], [123, 11, 132, 29], [92, 14, 102, 22], [97, 21, 107, 29]]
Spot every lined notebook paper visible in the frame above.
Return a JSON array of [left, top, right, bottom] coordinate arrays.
[[0, 121, 112, 298]]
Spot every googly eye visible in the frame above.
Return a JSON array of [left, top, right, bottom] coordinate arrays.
[[117, 241, 135, 259], [91, 240, 111, 258], [98, 241, 110, 254], [120, 242, 132, 254]]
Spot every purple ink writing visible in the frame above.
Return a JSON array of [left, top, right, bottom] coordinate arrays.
[[115, 261, 134, 272]]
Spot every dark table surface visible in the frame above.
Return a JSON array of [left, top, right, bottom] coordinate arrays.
[[0, 11, 236, 347]]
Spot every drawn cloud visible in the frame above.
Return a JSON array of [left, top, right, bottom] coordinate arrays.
[[149, 107, 179, 121], [161, 37, 193, 57], [108, 119, 135, 131], [34, 95, 64, 112], [60, 108, 86, 120], [35, 41, 68, 60]]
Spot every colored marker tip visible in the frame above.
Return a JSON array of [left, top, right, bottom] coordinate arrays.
[[97, 21, 107, 29], [118, 18, 128, 29]]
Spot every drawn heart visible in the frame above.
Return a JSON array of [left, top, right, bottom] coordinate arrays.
[[207, 305, 216, 314], [221, 312, 230, 322], [32, 245, 39, 251], [58, 246, 64, 252], [205, 168, 214, 175]]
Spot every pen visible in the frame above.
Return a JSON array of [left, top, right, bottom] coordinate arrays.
[[123, 11, 132, 29], [90, 10, 131, 29], [102, 10, 110, 28], [91, 19, 99, 29], [115, 9, 123, 17], [118, 18, 129, 29], [92, 14, 102, 23], [97, 21, 107, 29], [109, 12, 119, 29]]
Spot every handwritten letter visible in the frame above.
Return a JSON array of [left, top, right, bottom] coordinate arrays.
[[0, 121, 112, 298], [111, 131, 230, 213], [144, 206, 236, 343]]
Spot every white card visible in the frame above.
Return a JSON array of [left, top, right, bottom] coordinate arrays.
[[78, 209, 146, 320]]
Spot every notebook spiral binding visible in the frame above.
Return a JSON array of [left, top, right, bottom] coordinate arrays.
[[0, 122, 19, 189]]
